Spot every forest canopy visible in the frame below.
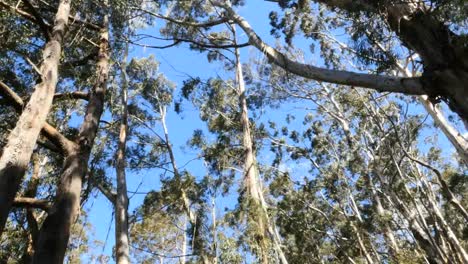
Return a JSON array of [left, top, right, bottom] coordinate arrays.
[[0, 0, 467, 263]]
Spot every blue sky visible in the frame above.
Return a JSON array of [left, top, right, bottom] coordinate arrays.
[[85, 3, 286, 261], [82, 2, 464, 262]]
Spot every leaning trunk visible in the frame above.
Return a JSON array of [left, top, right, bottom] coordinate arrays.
[[32, 147, 84, 263], [418, 96, 468, 164], [32, 10, 109, 263], [0, 0, 70, 235], [314, 0, 468, 122], [395, 65, 468, 164]]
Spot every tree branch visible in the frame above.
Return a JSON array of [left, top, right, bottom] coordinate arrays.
[[96, 182, 116, 205], [13, 197, 51, 211], [22, 0, 51, 40], [131, 7, 229, 28], [217, 2, 425, 95], [0, 81, 75, 154], [62, 51, 99, 68], [36, 0, 102, 31], [52, 91, 89, 102], [0, 0, 50, 30]]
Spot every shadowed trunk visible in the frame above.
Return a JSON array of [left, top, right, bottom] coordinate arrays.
[[387, 6, 468, 122], [32, 8, 109, 263], [20, 154, 43, 263], [0, 0, 70, 236]]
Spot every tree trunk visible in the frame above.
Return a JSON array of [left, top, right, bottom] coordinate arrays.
[[368, 178, 400, 258], [414, 166, 468, 263], [395, 65, 468, 165], [418, 96, 468, 164], [0, 0, 70, 236], [222, 1, 468, 122], [320, 0, 468, 122], [115, 38, 130, 264], [181, 215, 188, 264], [159, 103, 195, 262], [232, 25, 288, 264], [32, 9, 109, 263], [387, 6, 468, 122], [211, 196, 217, 264], [20, 154, 43, 263]]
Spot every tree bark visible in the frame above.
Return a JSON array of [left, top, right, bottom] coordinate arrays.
[[158, 101, 198, 262], [418, 96, 468, 164], [232, 25, 288, 264], [0, 0, 70, 236], [392, 63, 468, 165], [317, 0, 468, 122], [216, 2, 424, 94], [115, 42, 130, 264], [32, 8, 109, 263], [20, 154, 42, 264]]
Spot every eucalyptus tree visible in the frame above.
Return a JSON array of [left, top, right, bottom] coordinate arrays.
[[179, 46, 290, 263], [247, 51, 468, 263], [31, 2, 110, 261], [118, 55, 220, 263], [0, 0, 128, 262], [216, 0, 468, 122], [0, 0, 72, 235], [132, 0, 467, 144]]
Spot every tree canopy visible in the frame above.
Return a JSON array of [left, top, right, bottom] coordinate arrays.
[[0, 0, 466, 263]]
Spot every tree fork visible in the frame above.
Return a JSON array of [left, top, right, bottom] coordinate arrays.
[[0, 0, 71, 236], [32, 6, 109, 263]]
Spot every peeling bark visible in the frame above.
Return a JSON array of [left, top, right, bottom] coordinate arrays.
[[32, 8, 109, 263], [232, 25, 288, 264], [115, 42, 130, 264], [0, 0, 71, 235]]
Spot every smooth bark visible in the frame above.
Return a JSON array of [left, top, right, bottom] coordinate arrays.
[[218, 1, 468, 122], [115, 43, 130, 264], [233, 25, 288, 264], [32, 9, 109, 263], [0, 0, 70, 235], [216, 2, 424, 94]]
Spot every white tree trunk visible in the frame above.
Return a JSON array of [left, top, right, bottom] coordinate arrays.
[[115, 42, 130, 264], [0, 0, 71, 235]]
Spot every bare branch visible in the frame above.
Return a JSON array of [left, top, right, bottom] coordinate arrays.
[[93, 180, 116, 205], [131, 7, 229, 28], [216, 2, 425, 95], [13, 197, 51, 211], [0, 80, 75, 154]]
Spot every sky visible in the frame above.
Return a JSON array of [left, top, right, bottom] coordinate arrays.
[[84, 2, 288, 261], [81, 2, 465, 263]]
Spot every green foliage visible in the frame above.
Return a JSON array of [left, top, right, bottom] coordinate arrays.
[[1, 0, 467, 263]]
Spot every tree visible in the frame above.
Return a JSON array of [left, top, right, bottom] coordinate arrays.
[[246, 51, 468, 263], [0, 0, 71, 235], [219, 0, 468, 122], [32, 2, 110, 261], [0, 0, 466, 263]]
